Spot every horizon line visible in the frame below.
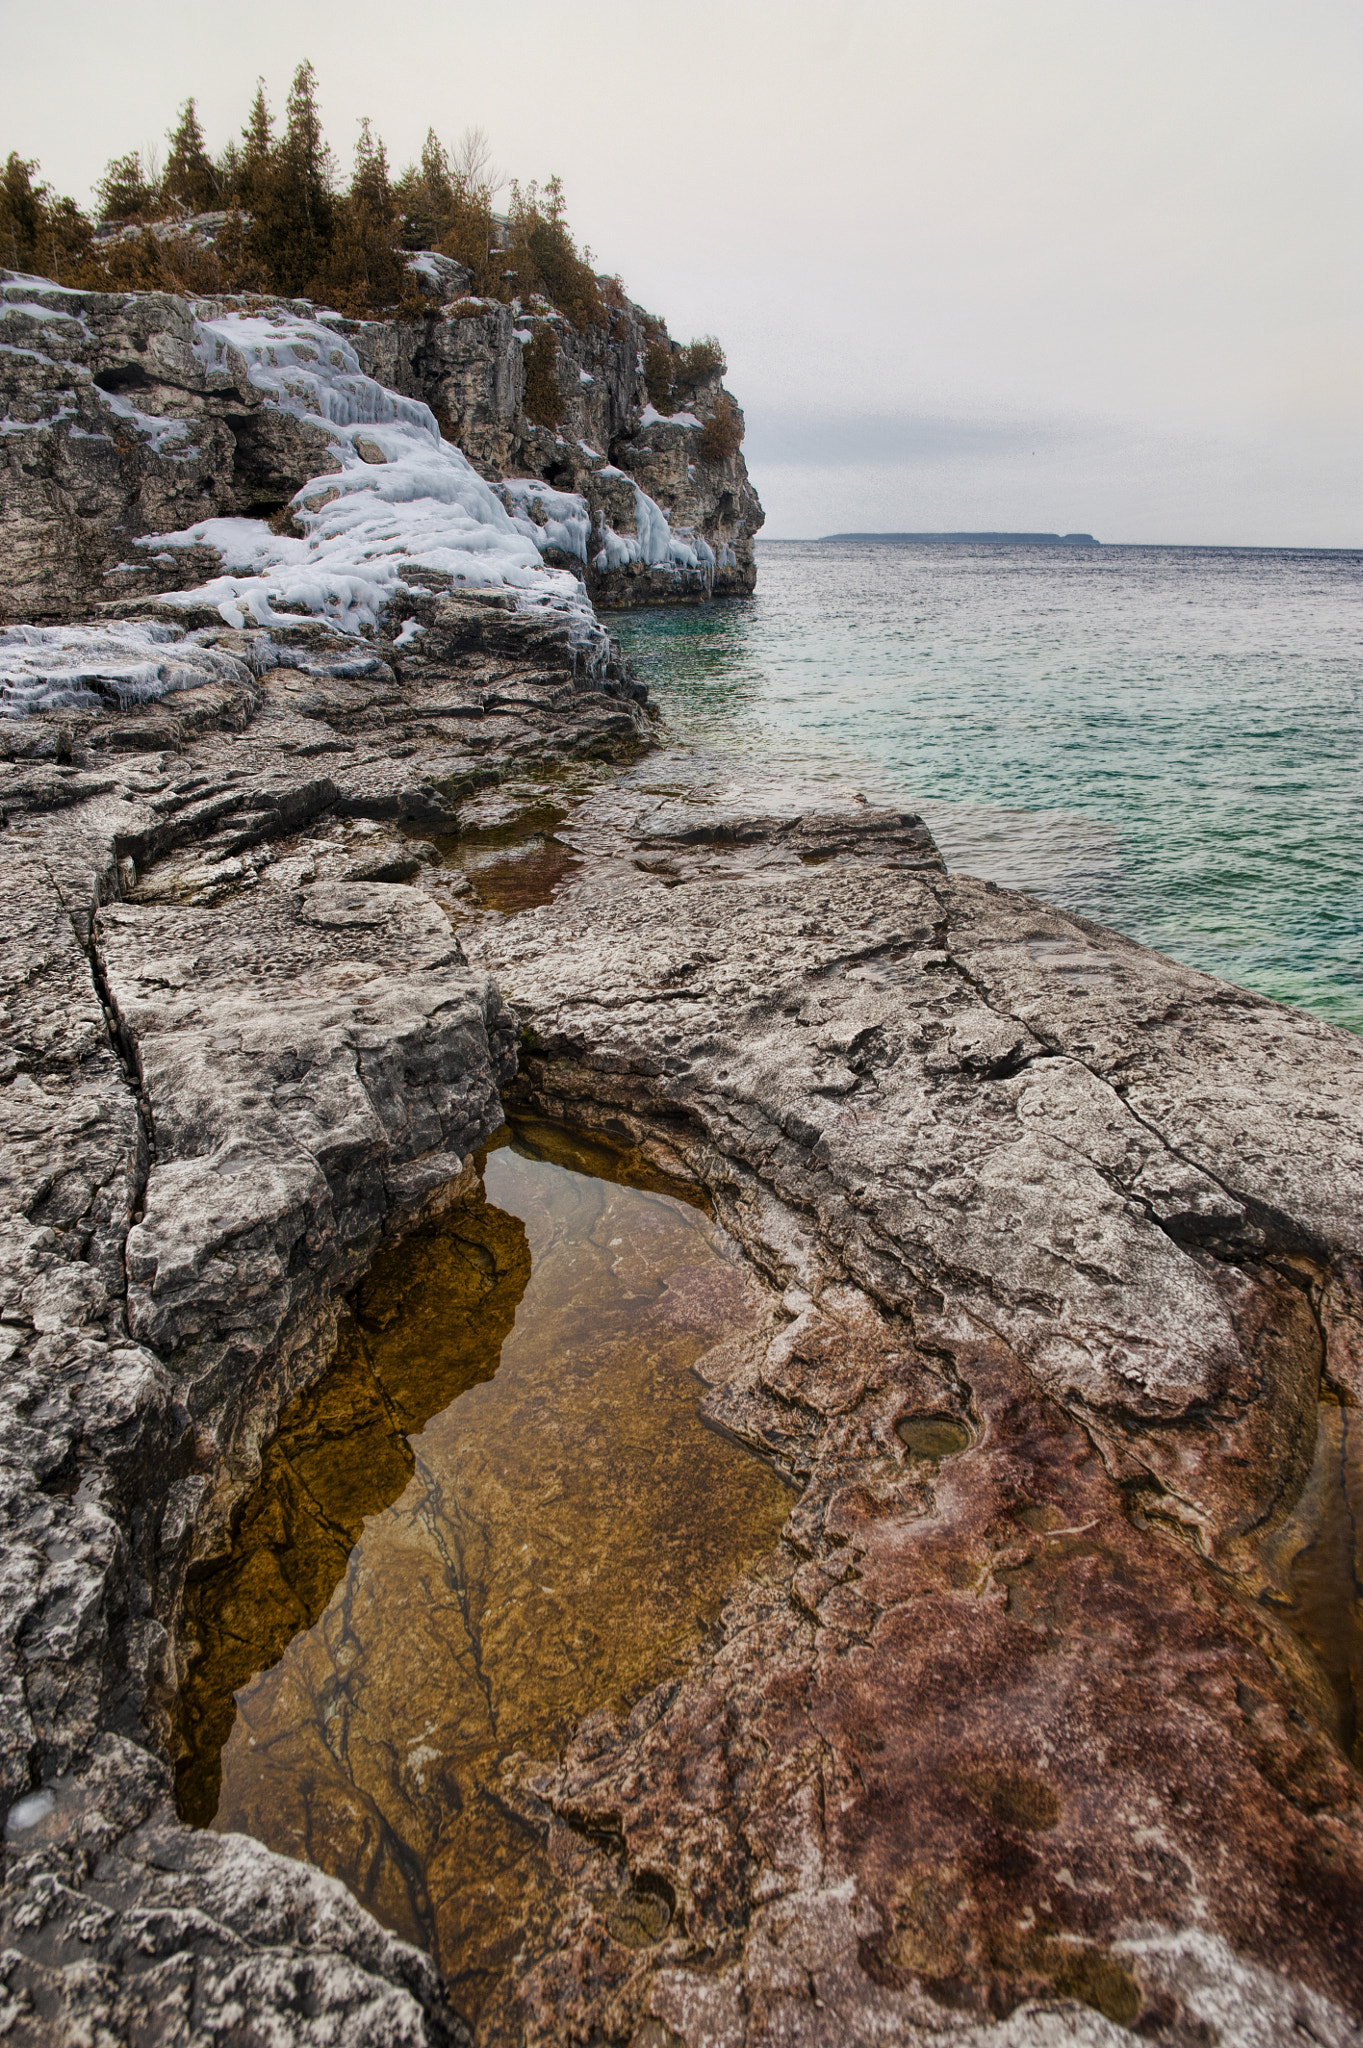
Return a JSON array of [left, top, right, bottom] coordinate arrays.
[[755, 536, 1363, 553]]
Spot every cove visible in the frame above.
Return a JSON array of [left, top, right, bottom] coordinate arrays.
[[173, 1120, 792, 2021]]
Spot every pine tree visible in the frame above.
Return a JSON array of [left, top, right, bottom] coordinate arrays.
[[164, 98, 217, 213], [325, 119, 405, 313], [237, 79, 273, 207], [247, 60, 336, 295], [394, 128, 453, 251], [0, 154, 93, 282], [95, 149, 158, 223], [505, 175, 603, 331], [214, 138, 242, 205], [0, 154, 43, 269]]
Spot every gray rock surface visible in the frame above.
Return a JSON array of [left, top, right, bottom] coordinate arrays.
[[0, 631, 653, 2044], [0, 271, 761, 625], [460, 788, 1363, 2046], [0, 641, 1359, 2043]]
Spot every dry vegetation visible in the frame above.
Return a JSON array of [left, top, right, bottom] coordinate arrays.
[[1, 63, 742, 446]]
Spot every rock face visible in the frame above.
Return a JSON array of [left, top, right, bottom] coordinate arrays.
[[460, 791, 1363, 2046], [0, 630, 652, 2044], [0, 269, 762, 625], [0, 601, 1360, 2038], [355, 289, 763, 607]]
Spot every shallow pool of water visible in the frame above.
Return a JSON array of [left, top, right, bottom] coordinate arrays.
[[1256, 1389, 1363, 1765], [174, 1124, 791, 2019], [416, 804, 582, 916]]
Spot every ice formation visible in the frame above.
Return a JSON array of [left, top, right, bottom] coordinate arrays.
[[0, 623, 248, 718], [137, 307, 598, 636], [594, 487, 716, 584], [1, 298, 702, 713]]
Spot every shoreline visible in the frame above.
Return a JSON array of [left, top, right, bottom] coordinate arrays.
[[0, 273, 1360, 2048], [0, 643, 1359, 2044]]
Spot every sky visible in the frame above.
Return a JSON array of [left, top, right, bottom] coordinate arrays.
[[5, 0, 1359, 546]]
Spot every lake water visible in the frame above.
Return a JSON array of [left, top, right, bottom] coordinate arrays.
[[611, 541, 1362, 1033]]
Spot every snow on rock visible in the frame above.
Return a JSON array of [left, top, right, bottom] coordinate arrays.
[[593, 485, 716, 588], [495, 478, 593, 563], [98, 385, 198, 456], [0, 622, 249, 717], [638, 402, 701, 430], [139, 306, 602, 641]]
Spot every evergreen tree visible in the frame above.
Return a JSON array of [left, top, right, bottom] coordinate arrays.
[[164, 97, 217, 212], [0, 154, 43, 269], [214, 138, 242, 206], [505, 175, 603, 331], [247, 60, 335, 294], [95, 149, 158, 223], [325, 119, 405, 313], [0, 154, 93, 281], [393, 125, 500, 291], [394, 128, 453, 251], [237, 79, 273, 207]]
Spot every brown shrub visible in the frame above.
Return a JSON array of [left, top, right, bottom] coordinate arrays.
[[675, 335, 725, 389], [643, 335, 673, 413], [522, 324, 561, 428], [699, 393, 744, 463]]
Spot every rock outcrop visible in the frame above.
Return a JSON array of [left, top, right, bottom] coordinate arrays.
[[461, 792, 1363, 2047], [0, 636, 1358, 2045], [0, 268, 762, 627], [0, 258, 1360, 2048], [0, 625, 651, 2045]]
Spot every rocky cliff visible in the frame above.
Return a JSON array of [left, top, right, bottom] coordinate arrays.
[[0, 251, 1361, 2048], [0, 261, 762, 628]]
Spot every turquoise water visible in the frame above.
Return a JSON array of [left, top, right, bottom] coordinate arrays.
[[612, 541, 1363, 1033]]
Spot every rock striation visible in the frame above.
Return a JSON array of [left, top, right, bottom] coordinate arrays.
[[0, 620, 651, 2045], [462, 794, 1363, 2046], [0, 634, 1358, 2043]]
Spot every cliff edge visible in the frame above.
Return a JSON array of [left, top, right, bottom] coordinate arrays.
[[0, 260, 762, 632]]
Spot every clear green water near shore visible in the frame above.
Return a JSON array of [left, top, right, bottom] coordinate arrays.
[[612, 541, 1362, 1032]]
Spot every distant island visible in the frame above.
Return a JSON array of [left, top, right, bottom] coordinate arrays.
[[821, 531, 1101, 546]]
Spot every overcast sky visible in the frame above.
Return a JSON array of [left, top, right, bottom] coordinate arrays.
[[7, 0, 1359, 545]]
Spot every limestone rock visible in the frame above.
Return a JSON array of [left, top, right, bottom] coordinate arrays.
[[462, 788, 1363, 2044], [0, 272, 762, 626], [0, 643, 1359, 2044], [0, 642, 655, 2045]]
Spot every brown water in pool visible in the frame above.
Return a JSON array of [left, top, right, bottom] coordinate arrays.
[[174, 1124, 790, 2020], [1255, 1388, 1363, 1765], [418, 804, 582, 914]]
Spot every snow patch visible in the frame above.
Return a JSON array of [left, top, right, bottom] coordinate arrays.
[[4, 1790, 56, 1835], [638, 404, 702, 431], [0, 623, 250, 718], [138, 305, 602, 644], [97, 386, 196, 455]]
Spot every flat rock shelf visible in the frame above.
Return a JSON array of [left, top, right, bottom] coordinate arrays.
[[174, 1122, 792, 2026], [1, 599, 1361, 2048]]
